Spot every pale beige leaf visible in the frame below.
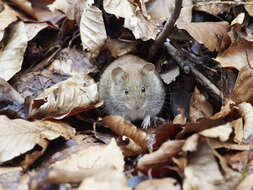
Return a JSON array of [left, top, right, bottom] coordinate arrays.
[[0, 116, 75, 163], [177, 21, 229, 51], [24, 23, 48, 41], [231, 13, 245, 25], [137, 140, 184, 171], [238, 102, 253, 143], [182, 134, 199, 152], [200, 123, 232, 142], [30, 75, 98, 119], [48, 0, 76, 20], [0, 21, 28, 81], [215, 39, 253, 71], [231, 118, 243, 144], [160, 65, 180, 84], [80, 5, 107, 57], [136, 178, 181, 190], [78, 169, 131, 190], [104, 0, 158, 40], [51, 139, 124, 172], [0, 167, 22, 190], [183, 142, 224, 190], [0, 4, 18, 41], [236, 173, 253, 190], [245, 0, 253, 17]]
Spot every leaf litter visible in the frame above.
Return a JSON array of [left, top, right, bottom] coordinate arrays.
[[0, 0, 253, 189]]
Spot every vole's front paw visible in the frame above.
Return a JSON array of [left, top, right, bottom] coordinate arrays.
[[141, 115, 151, 129]]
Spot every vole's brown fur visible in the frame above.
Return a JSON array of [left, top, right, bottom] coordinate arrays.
[[99, 54, 165, 128]]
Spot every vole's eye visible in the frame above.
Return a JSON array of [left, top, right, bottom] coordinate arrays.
[[141, 87, 145, 93], [125, 88, 129, 94]]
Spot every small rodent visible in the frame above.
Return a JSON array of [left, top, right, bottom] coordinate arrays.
[[99, 54, 165, 128]]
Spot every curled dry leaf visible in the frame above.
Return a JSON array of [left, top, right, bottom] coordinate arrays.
[[190, 87, 213, 122], [137, 140, 185, 171], [80, 4, 107, 57], [50, 139, 124, 173], [104, 0, 158, 40], [0, 116, 75, 163], [102, 115, 150, 151], [200, 123, 233, 142], [193, 1, 229, 16], [160, 65, 180, 85], [48, 0, 76, 20], [136, 178, 181, 190], [173, 108, 187, 125], [183, 141, 224, 190], [177, 21, 230, 52], [0, 21, 28, 81], [30, 75, 98, 119], [231, 118, 244, 144], [0, 3, 18, 41], [48, 47, 98, 76], [238, 102, 253, 143], [236, 173, 253, 190], [78, 169, 131, 190], [182, 134, 199, 152], [24, 22, 48, 41], [9, 0, 37, 19], [245, 0, 253, 17]]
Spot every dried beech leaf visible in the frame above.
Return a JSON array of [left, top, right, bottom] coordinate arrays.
[[200, 123, 232, 142], [80, 5, 107, 57], [236, 173, 253, 190], [104, 0, 158, 40], [173, 108, 187, 125], [215, 39, 253, 71], [182, 134, 199, 152], [183, 142, 224, 190], [231, 118, 244, 144], [30, 75, 98, 119], [78, 169, 131, 190], [48, 0, 76, 20], [238, 102, 253, 143], [24, 22, 48, 41], [160, 65, 180, 84], [208, 138, 250, 151], [102, 115, 150, 151], [0, 4, 18, 41], [190, 87, 213, 122], [0, 116, 75, 163], [137, 140, 184, 171], [0, 21, 28, 81], [245, 0, 253, 17], [177, 21, 230, 51], [9, 0, 37, 19], [50, 139, 124, 172], [136, 178, 181, 190], [193, 2, 229, 16]]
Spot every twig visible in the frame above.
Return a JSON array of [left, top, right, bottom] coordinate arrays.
[[164, 39, 222, 102], [148, 0, 183, 59], [194, 1, 253, 6]]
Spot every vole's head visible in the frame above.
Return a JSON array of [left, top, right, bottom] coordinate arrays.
[[111, 63, 156, 112]]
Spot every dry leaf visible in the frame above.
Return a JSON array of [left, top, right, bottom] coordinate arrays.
[[190, 87, 213, 122], [183, 141, 224, 190], [173, 108, 187, 125], [231, 118, 244, 144], [48, 0, 76, 20], [160, 65, 180, 85], [78, 169, 131, 190], [0, 3, 18, 41], [24, 22, 48, 41], [0, 167, 23, 190], [104, 0, 158, 40], [0, 116, 75, 163], [50, 139, 124, 172], [9, 0, 37, 19], [30, 75, 98, 119], [177, 21, 230, 51], [137, 140, 185, 171], [0, 21, 28, 81], [182, 134, 199, 152], [80, 4, 107, 57], [136, 178, 181, 190], [102, 115, 150, 151], [193, 2, 229, 16], [238, 102, 253, 143], [236, 173, 253, 190], [245, 0, 253, 17], [200, 123, 233, 142], [215, 38, 253, 71]]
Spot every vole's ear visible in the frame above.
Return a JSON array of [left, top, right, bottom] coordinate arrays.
[[142, 63, 155, 75], [112, 67, 126, 84]]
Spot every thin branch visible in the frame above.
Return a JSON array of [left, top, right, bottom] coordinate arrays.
[[164, 39, 222, 102], [148, 0, 183, 59], [194, 1, 253, 6]]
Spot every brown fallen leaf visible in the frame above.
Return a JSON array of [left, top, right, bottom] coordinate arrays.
[[190, 87, 213, 122], [0, 116, 75, 163], [48, 139, 124, 173], [102, 115, 151, 151], [137, 140, 185, 171], [183, 141, 225, 190], [245, 0, 253, 17], [136, 178, 181, 190], [173, 108, 187, 125], [9, 0, 37, 19], [182, 134, 199, 152], [236, 173, 253, 190], [30, 75, 99, 119], [0, 21, 28, 81], [177, 21, 230, 51]]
